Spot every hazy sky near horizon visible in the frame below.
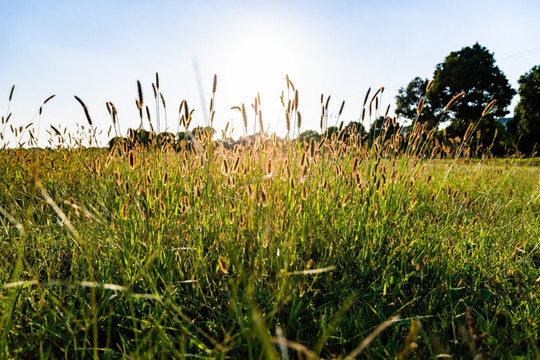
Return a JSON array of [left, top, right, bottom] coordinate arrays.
[[1, 0, 539, 146]]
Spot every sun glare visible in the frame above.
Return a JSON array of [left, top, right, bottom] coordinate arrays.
[[214, 18, 308, 135]]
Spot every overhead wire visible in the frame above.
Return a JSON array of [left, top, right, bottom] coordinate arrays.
[[496, 46, 540, 62]]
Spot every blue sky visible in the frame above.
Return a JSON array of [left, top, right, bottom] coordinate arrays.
[[1, 0, 539, 146]]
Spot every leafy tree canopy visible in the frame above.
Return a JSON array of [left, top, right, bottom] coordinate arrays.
[[429, 43, 515, 122], [508, 65, 540, 155], [324, 126, 339, 139], [396, 43, 516, 155], [297, 130, 321, 143], [397, 44, 515, 128], [344, 121, 367, 137]]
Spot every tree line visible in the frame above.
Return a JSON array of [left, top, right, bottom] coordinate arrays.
[[297, 43, 538, 157], [394, 43, 539, 156], [110, 43, 538, 157]]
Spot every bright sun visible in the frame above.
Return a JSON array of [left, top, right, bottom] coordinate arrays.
[[214, 18, 308, 135]]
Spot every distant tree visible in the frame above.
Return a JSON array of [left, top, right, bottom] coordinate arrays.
[[445, 116, 511, 156], [397, 43, 516, 155], [191, 126, 215, 141], [157, 132, 175, 145], [174, 131, 193, 151], [323, 126, 339, 139], [344, 121, 367, 138], [429, 43, 515, 123], [508, 65, 540, 156], [297, 130, 321, 143], [108, 136, 125, 149], [203, 126, 216, 138], [395, 77, 438, 129], [445, 114, 513, 156], [429, 44, 515, 154], [368, 116, 400, 145], [191, 126, 205, 139], [128, 128, 152, 147]]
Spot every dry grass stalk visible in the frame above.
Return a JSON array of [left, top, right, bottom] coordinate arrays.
[[444, 91, 466, 112], [51, 125, 62, 137], [286, 265, 336, 276], [344, 315, 401, 359], [426, 79, 434, 92], [160, 93, 166, 108], [385, 104, 391, 118], [339, 100, 345, 116], [73, 96, 93, 126], [258, 110, 264, 134], [38, 181, 81, 241], [137, 80, 143, 106], [44, 94, 56, 104], [146, 106, 152, 124], [0, 204, 25, 235], [482, 99, 497, 117], [128, 150, 135, 169], [417, 97, 425, 115], [241, 104, 248, 134], [9, 85, 15, 101], [397, 320, 421, 359], [363, 87, 371, 107], [371, 87, 383, 104]]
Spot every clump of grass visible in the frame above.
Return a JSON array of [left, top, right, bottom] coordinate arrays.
[[0, 76, 538, 359]]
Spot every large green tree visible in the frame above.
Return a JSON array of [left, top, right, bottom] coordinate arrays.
[[397, 43, 516, 155], [508, 65, 540, 156], [429, 43, 515, 122]]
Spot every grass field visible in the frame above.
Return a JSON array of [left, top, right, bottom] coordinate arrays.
[[0, 83, 539, 358]]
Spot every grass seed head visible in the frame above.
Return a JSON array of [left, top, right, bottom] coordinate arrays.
[[128, 150, 135, 169], [9, 85, 15, 101], [137, 80, 143, 106], [426, 79, 434, 92], [43, 94, 56, 104], [444, 91, 466, 112], [482, 99, 497, 117], [416, 97, 425, 115], [241, 104, 248, 133], [73, 96, 93, 126], [363, 87, 371, 107]]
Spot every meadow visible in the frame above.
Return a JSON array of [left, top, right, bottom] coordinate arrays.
[[0, 80, 539, 359]]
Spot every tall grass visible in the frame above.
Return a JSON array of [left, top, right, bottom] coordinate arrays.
[[0, 77, 538, 359]]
